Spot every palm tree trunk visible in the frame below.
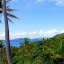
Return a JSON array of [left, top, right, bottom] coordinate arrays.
[[3, 0, 13, 64]]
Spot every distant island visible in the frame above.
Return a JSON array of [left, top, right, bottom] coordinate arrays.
[[14, 38, 31, 40]]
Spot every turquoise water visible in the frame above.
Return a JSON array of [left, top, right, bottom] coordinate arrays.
[[2, 38, 43, 47], [3, 40, 24, 47]]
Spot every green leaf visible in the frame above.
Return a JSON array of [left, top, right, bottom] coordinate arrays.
[[7, 13, 19, 19], [7, 8, 17, 12]]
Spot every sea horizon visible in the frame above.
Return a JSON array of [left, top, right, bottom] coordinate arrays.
[[2, 38, 46, 47]]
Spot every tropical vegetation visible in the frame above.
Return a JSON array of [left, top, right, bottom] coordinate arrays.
[[1, 33, 64, 64]]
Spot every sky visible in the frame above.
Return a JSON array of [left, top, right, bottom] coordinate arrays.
[[0, 0, 64, 39]]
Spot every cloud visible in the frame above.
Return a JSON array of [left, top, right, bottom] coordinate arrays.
[[0, 29, 64, 39], [25, 0, 64, 6], [56, 1, 64, 6], [11, 0, 64, 8], [0, 33, 5, 40], [26, 0, 64, 7], [49, 0, 64, 6], [0, 33, 5, 37]]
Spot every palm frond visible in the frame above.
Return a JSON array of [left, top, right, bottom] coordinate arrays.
[[0, 0, 19, 23], [6, 6, 10, 8], [0, 9, 2, 23], [8, 17, 14, 23], [7, 8, 17, 12], [0, 0, 2, 8], [7, 13, 19, 19], [6, 0, 11, 3]]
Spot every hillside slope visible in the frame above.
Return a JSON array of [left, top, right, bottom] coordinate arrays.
[[1, 33, 64, 64]]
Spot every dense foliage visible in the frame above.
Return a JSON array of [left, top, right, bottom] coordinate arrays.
[[1, 33, 64, 64]]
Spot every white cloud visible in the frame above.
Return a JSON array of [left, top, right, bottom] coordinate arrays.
[[49, 0, 64, 6], [0, 33, 5, 37], [0, 33, 5, 40], [46, 29, 58, 34], [32, 31, 37, 34], [0, 29, 64, 39], [13, 32, 27, 36]]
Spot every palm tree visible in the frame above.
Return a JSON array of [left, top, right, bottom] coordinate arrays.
[[24, 38, 30, 44], [20, 38, 30, 55], [2, 0, 19, 64], [3, 0, 13, 64], [0, 0, 19, 63]]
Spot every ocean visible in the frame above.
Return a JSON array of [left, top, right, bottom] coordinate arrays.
[[2, 38, 44, 47], [3, 40, 24, 47]]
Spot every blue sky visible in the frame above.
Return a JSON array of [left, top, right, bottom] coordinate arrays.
[[0, 0, 64, 39]]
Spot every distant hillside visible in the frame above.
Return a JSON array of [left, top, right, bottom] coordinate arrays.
[[14, 38, 48, 42], [31, 38, 47, 42], [14, 38, 31, 40]]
